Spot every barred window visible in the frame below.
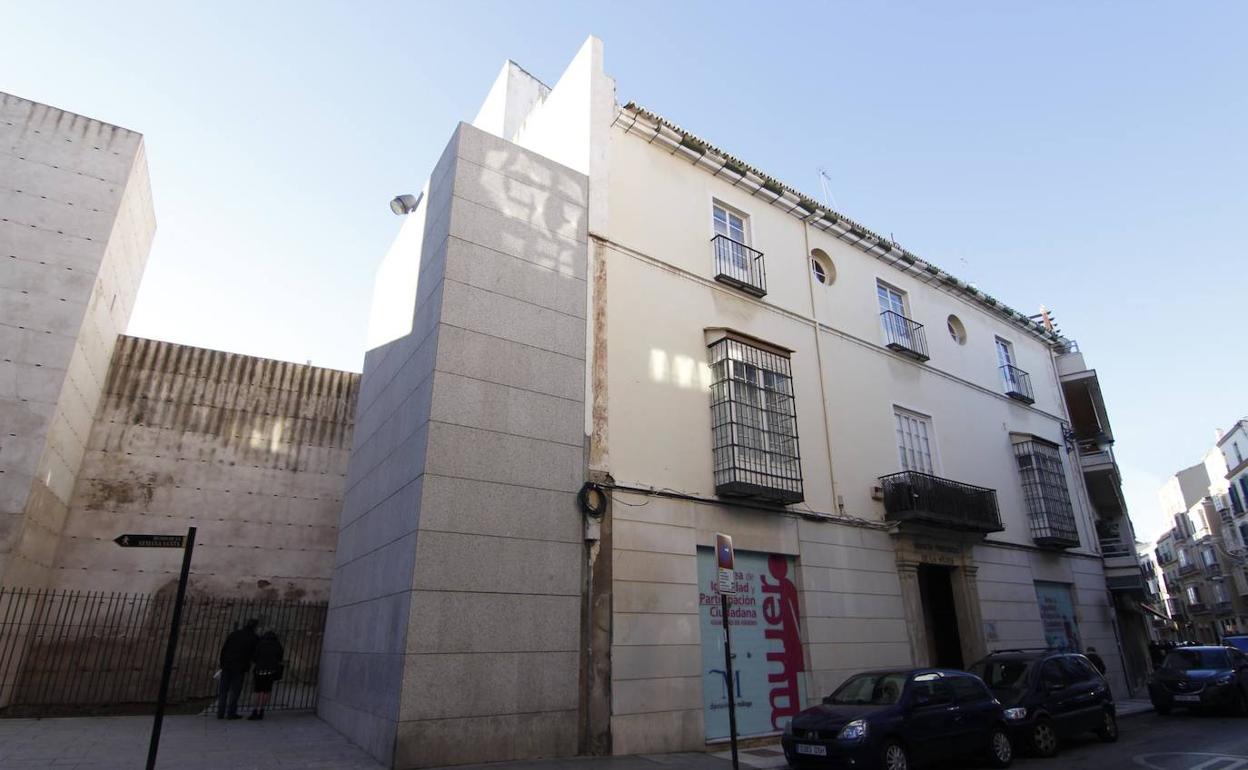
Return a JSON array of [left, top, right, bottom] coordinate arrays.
[[708, 337, 803, 504], [1013, 437, 1079, 548]]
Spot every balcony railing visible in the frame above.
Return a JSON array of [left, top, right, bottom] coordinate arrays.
[[711, 235, 767, 297], [878, 471, 1003, 534], [1098, 535, 1132, 559], [1189, 601, 1210, 614], [1203, 562, 1223, 578], [1000, 364, 1035, 404], [1215, 600, 1234, 615], [880, 311, 930, 362], [1179, 562, 1198, 576], [1165, 577, 1181, 592]]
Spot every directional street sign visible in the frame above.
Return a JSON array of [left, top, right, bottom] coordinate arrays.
[[114, 534, 186, 549]]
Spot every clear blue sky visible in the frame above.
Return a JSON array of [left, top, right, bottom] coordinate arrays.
[[3, 2, 1244, 540]]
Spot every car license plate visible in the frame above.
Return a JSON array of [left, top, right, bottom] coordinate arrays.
[[1175, 695, 1200, 702], [796, 744, 827, 756]]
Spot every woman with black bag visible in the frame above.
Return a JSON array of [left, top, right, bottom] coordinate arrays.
[[248, 630, 284, 720]]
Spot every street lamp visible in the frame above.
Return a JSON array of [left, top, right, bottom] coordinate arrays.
[[390, 193, 422, 215]]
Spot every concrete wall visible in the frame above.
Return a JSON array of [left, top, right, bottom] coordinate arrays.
[[321, 122, 588, 767], [0, 92, 155, 587], [49, 335, 358, 598]]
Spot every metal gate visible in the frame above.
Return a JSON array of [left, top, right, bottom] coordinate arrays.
[[0, 588, 326, 717]]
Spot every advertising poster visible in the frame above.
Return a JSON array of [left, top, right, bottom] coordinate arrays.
[[1034, 581, 1081, 652], [697, 547, 805, 740]]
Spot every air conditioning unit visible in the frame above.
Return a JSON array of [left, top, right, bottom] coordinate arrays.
[[870, 485, 884, 501]]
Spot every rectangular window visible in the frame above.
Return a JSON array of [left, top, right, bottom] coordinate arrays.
[[894, 408, 935, 475], [1013, 437, 1079, 548], [1215, 582, 1229, 603], [995, 337, 1032, 403], [711, 203, 766, 296], [877, 282, 929, 360], [1233, 484, 1245, 515], [1202, 548, 1217, 567], [1187, 585, 1202, 604], [1178, 549, 1190, 567], [708, 336, 803, 504]]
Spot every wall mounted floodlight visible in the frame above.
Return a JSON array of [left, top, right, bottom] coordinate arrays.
[[390, 193, 422, 215]]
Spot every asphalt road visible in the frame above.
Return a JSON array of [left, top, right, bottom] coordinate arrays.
[[1014, 711, 1248, 770]]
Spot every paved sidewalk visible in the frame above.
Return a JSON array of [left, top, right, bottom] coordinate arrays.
[[0, 711, 384, 769], [1118, 698, 1155, 717]]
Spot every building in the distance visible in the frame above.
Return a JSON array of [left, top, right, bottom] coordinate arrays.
[[322, 37, 1149, 768], [1142, 436, 1248, 645]]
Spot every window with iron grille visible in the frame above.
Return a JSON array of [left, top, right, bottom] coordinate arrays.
[[1013, 438, 1079, 547], [708, 337, 803, 504]]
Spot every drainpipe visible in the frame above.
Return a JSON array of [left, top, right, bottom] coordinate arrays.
[[801, 218, 842, 516]]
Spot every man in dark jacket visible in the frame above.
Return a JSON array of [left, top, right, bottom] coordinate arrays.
[[1085, 646, 1108, 675], [217, 618, 259, 719]]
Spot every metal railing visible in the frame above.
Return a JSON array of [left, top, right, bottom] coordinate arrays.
[[0, 588, 325, 717], [1000, 364, 1035, 404], [1203, 562, 1223, 578], [1215, 600, 1234, 615], [1098, 535, 1133, 558], [878, 470, 1003, 533], [1179, 562, 1199, 576], [711, 235, 767, 297], [1188, 601, 1210, 614], [880, 311, 930, 361]]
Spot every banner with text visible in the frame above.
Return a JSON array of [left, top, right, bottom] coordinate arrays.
[[697, 547, 805, 740]]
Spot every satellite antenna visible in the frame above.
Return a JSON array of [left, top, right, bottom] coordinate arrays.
[[817, 168, 839, 209]]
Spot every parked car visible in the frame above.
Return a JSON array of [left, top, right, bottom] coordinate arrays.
[[1223, 636, 1248, 654], [1148, 645, 1248, 715], [781, 668, 1013, 770], [968, 650, 1116, 758]]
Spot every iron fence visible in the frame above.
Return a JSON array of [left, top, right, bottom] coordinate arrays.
[[0, 588, 325, 717], [711, 234, 767, 297], [878, 470, 1003, 534], [880, 310, 930, 361]]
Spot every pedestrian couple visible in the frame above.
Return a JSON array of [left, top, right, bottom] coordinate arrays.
[[217, 618, 284, 720]]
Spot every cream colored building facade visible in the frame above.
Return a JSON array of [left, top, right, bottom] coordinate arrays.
[[324, 38, 1142, 766]]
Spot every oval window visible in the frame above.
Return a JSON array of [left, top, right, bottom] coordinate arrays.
[[947, 314, 967, 345], [810, 249, 835, 285]]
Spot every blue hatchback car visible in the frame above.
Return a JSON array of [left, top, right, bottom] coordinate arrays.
[[781, 668, 1013, 770]]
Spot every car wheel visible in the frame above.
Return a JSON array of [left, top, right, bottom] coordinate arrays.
[[1096, 710, 1118, 742], [1030, 718, 1059, 758], [881, 740, 909, 770], [987, 726, 1014, 768]]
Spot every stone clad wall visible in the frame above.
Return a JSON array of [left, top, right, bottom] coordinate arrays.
[[0, 92, 155, 587], [320, 121, 588, 768], [51, 335, 359, 600]]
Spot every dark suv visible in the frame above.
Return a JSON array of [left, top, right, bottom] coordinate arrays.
[[1148, 645, 1248, 714], [968, 650, 1116, 758]]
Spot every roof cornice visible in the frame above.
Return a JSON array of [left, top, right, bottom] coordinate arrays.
[[615, 102, 1066, 347]]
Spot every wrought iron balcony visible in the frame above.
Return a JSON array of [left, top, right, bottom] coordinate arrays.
[[878, 471, 1002, 534], [1000, 364, 1035, 404], [1203, 562, 1223, 578], [1165, 577, 1180, 592], [711, 235, 767, 297], [880, 311, 930, 361], [1189, 601, 1210, 614], [1215, 600, 1234, 615], [1179, 562, 1199, 576]]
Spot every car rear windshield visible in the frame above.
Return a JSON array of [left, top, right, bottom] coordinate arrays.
[[1162, 649, 1230, 670], [829, 673, 908, 705], [969, 659, 1034, 692]]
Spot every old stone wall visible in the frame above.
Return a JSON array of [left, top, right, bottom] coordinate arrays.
[[50, 335, 359, 600]]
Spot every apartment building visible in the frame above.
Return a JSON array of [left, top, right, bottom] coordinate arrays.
[[1144, 443, 1248, 644], [323, 38, 1147, 767]]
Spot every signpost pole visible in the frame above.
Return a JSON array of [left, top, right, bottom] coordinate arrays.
[[721, 592, 739, 770], [715, 533, 739, 770], [145, 526, 196, 770]]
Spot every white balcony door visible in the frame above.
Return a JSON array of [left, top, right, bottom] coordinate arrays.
[[996, 338, 1018, 391], [895, 408, 935, 474], [877, 283, 909, 346], [713, 204, 749, 275]]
